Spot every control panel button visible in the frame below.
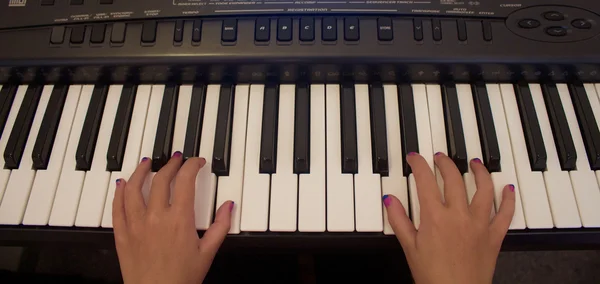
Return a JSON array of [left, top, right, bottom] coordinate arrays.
[[174, 20, 183, 43], [518, 19, 541, 29], [90, 24, 106, 44], [277, 18, 293, 42], [482, 21, 493, 41], [222, 19, 237, 42], [41, 0, 55, 6], [413, 19, 423, 41], [70, 26, 85, 44], [546, 26, 567, 36], [141, 21, 157, 44], [432, 19, 442, 41], [70, 0, 84, 5], [255, 18, 270, 42], [300, 17, 315, 42], [377, 18, 393, 41], [192, 20, 202, 43], [50, 26, 65, 44], [544, 11, 565, 21], [572, 19, 592, 29], [99, 0, 113, 4], [457, 19, 467, 41], [322, 17, 337, 41], [344, 17, 359, 41], [111, 23, 126, 44]]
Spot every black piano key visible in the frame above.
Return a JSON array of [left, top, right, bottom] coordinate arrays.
[[441, 83, 468, 174], [514, 83, 547, 171], [472, 84, 501, 172], [4, 85, 43, 169], [259, 84, 279, 174], [106, 85, 137, 171], [212, 84, 235, 176], [183, 84, 207, 161], [0, 85, 18, 139], [542, 83, 577, 171], [293, 84, 310, 174], [369, 83, 389, 176], [32, 85, 68, 170], [568, 83, 600, 170], [152, 85, 178, 172], [398, 84, 418, 177], [340, 83, 358, 174], [76, 85, 108, 171]]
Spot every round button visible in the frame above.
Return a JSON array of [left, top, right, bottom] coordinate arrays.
[[572, 19, 592, 29], [546, 26, 568, 36], [519, 19, 541, 29], [544, 11, 565, 21]]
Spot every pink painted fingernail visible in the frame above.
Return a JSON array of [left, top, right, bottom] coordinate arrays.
[[435, 152, 444, 156], [407, 152, 418, 156], [509, 184, 515, 192], [229, 201, 235, 212], [116, 179, 121, 185], [472, 158, 482, 164], [141, 157, 149, 163], [382, 195, 391, 207], [172, 151, 182, 158]]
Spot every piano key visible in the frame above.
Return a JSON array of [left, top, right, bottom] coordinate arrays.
[[411, 84, 434, 229], [293, 84, 310, 174], [441, 83, 468, 174], [340, 83, 358, 174], [0, 85, 18, 139], [241, 84, 271, 232], [269, 84, 298, 232], [368, 83, 389, 176], [216, 85, 248, 233], [298, 84, 326, 232], [183, 84, 206, 160], [23, 86, 81, 225], [4, 85, 43, 169], [31, 85, 68, 170], [426, 84, 447, 196], [75, 85, 122, 227], [48, 85, 94, 226], [529, 84, 582, 228], [101, 85, 151, 228], [0, 86, 26, 205], [0, 85, 52, 224], [514, 83, 547, 171], [212, 84, 235, 176], [398, 84, 418, 176], [106, 85, 137, 171], [75, 85, 108, 171], [557, 83, 600, 227], [472, 83, 501, 172], [172, 85, 193, 155], [500, 84, 553, 229], [259, 84, 278, 174], [354, 84, 383, 232], [541, 83, 577, 171], [382, 84, 409, 235], [486, 84, 526, 230], [325, 84, 354, 232], [139, 85, 164, 203], [194, 85, 220, 230], [152, 85, 178, 172], [568, 83, 600, 170]]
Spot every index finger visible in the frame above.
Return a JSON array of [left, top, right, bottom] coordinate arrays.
[[407, 152, 443, 209], [171, 157, 206, 212]]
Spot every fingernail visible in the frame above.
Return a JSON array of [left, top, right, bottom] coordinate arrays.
[[382, 195, 391, 207], [116, 179, 121, 185], [472, 158, 482, 164], [172, 151, 182, 158], [435, 152, 444, 156], [141, 157, 149, 163], [229, 201, 235, 212], [509, 184, 515, 192], [407, 152, 418, 156]]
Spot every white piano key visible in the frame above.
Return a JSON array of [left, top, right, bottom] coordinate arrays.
[[325, 84, 355, 232], [75, 85, 122, 227], [353, 84, 383, 232], [0, 85, 53, 224], [411, 84, 434, 229], [298, 84, 326, 232], [23, 85, 82, 226], [382, 84, 408, 235], [269, 84, 298, 232], [139, 85, 165, 204], [241, 84, 270, 232], [172, 85, 193, 154], [216, 85, 249, 234], [426, 84, 447, 197], [529, 84, 581, 228], [557, 84, 600, 227], [49, 85, 94, 226], [195, 85, 220, 230], [587, 84, 600, 189], [0, 85, 26, 205], [486, 84, 526, 230], [101, 85, 151, 228], [500, 84, 553, 229]]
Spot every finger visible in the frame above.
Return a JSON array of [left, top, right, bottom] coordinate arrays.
[[172, 157, 206, 212], [434, 152, 467, 209], [383, 194, 416, 250], [407, 152, 443, 209], [112, 178, 127, 232], [469, 158, 495, 221], [200, 200, 233, 257], [489, 184, 516, 248], [148, 151, 184, 211], [124, 158, 151, 220]]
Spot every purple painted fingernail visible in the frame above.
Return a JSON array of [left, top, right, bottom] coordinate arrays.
[[509, 184, 515, 192], [116, 179, 121, 185], [472, 158, 482, 164], [141, 157, 149, 163], [435, 152, 444, 156], [173, 151, 182, 158], [229, 201, 235, 212], [382, 195, 391, 207], [407, 152, 418, 156]]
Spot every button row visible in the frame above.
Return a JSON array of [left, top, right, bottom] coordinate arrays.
[[42, 0, 113, 5]]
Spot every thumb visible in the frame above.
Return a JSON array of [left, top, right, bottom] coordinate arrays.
[[200, 200, 233, 257], [384, 194, 416, 249]]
